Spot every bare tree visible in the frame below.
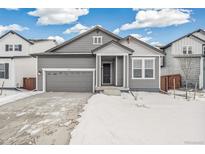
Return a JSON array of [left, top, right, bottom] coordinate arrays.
[[179, 56, 193, 99]]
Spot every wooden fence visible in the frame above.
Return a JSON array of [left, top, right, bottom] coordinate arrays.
[[23, 78, 36, 90], [161, 74, 181, 92]]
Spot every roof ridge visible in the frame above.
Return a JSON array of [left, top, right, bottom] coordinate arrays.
[[44, 26, 122, 53], [162, 28, 205, 49]]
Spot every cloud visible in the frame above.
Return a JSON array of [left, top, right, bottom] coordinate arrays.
[[0, 24, 29, 35], [5, 8, 19, 10], [63, 23, 101, 34], [146, 30, 152, 35], [113, 28, 120, 34], [118, 9, 192, 32], [47, 36, 65, 44], [150, 41, 162, 46], [130, 33, 152, 42], [63, 23, 90, 34], [28, 8, 89, 25]]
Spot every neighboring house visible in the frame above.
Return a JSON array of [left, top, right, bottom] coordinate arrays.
[[161, 29, 205, 89], [32, 26, 164, 93], [0, 31, 57, 88]]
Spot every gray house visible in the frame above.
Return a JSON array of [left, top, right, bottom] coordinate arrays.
[[161, 29, 205, 89], [33, 26, 164, 93]]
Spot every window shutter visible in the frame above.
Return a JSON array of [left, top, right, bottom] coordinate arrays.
[[5, 63, 9, 79], [5, 45, 9, 51]]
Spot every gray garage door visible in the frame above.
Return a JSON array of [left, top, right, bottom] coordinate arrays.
[[46, 71, 93, 92]]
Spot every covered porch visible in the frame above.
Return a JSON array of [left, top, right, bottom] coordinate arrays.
[[92, 40, 134, 91]]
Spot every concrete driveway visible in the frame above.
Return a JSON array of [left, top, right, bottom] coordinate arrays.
[[0, 92, 92, 145]]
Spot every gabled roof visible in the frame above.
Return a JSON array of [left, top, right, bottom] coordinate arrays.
[[0, 30, 34, 44], [91, 40, 134, 54], [120, 35, 164, 55], [161, 29, 205, 49], [45, 26, 122, 53]]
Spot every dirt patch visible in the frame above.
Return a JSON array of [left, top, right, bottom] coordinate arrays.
[[0, 92, 92, 145]]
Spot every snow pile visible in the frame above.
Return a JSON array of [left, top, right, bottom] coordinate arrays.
[[0, 90, 42, 106], [70, 92, 205, 144]]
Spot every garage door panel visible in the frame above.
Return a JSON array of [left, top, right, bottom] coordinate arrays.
[[46, 71, 93, 92]]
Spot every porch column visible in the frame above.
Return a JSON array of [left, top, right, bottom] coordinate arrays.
[[99, 55, 101, 87], [126, 55, 129, 88], [115, 56, 118, 86], [123, 55, 126, 88], [199, 57, 204, 89], [95, 55, 98, 87]]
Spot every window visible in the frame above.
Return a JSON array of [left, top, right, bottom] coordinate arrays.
[[132, 58, 155, 79], [93, 36, 102, 45], [5, 44, 13, 51], [203, 46, 205, 55], [133, 59, 142, 78], [183, 46, 192, 55], [14, 44, 22, 51], [188, 46, 192, 54], [0, 64, 5, 78], [145, 59, 154, 78], [0, 63, 9, 79]]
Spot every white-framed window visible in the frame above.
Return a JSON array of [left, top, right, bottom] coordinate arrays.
[[0, 64, 5, 78], [183, 46, 192, 55], [14, 44, 22, 51], [5, 44, 13, 51], [132, 58, 155, 79], [93, 36, 102, 45], [0, 63, 9, 79]]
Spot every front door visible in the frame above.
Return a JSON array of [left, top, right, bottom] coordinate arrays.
[[103, 63, 111, 85]]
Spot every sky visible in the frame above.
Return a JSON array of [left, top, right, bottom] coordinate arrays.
[[0, 8, 205, 46]]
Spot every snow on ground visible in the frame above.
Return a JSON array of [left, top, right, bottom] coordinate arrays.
[[0, 89, 42, 106], [70, 92, 205, 145]]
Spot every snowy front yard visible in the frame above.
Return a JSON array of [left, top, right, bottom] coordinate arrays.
[[70, 92, 205, 144], [0, 89, 42, 106]]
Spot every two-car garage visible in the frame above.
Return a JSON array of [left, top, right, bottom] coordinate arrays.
[[42, 68, 95, 93]]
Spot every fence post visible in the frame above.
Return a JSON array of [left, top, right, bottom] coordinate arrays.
[[194, 82, 197, 100], [173, 78, 176, 99]]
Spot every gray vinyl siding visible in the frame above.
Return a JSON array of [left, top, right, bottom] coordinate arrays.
[[129, 56, 160, 91], [37, 55, 95, 91], [54, 31, 118, 53], [117, 56, 123, 86], [162, 47, 201, 87]]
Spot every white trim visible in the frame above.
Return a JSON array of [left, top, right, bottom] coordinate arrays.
[[41, 53, 92, 55], [203, 46, 205, 55], [127, 55, 129, 88], [96, 53, 128, 56], [131, 55, 164, 57], [115, 56, 118, 86], [102, 61, 113, 85], [199, 57, 204, 89], [123, 55, 126, 87], [36, 56, 38, 90], [95, 55, 98, 87], [158, 56, 161, 90], [93, 36, 103, 45], [99, 55, 101, 86], [131, 57, 155, 80], [42, 68, 95, 93]]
